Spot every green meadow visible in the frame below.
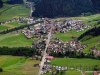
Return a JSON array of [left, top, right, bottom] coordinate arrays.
[[0, 55, 40, 75], [0, 4, 30, 22], [51, 58, 100, 71], [0, 33, 33, 47]]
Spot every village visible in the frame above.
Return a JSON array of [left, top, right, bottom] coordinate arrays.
[[0, 16, 99, 75], [0, 0, 100, 75]]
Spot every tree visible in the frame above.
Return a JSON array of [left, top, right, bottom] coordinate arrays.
[[0, 68, 3, 72], [94, 65, 100, 71]]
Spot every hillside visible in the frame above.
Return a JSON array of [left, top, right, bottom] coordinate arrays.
[[0, 0, 3, 8], [33, 0, 94, 18], [1, 0, 100, 18], [78, 26, 100, 53], [91, 0, 100, 12]]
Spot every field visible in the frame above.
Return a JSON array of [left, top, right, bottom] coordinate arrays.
[[0, 33, 33, 47], [55, 30, 86, 42], [0, 22, 27, 31], [45, 71, 82, 75], [51, 58, 100, 71], [0, 3, 30, 31], [0, 4, 30, 22], [0, 55, 40, 75], [81, 36, 100, 53]]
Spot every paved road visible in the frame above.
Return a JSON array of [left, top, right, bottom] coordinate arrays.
[[38, 24, 52, 75]]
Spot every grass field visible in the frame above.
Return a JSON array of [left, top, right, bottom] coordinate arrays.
[[0, 33, 33, 47], [0, 22, 27, 31], [0, 55, 40, 75], [65, 71, 82, 75], [55, 30, 86, 42], [0, 4, 30, 22], [51, 58, 100, 71], [0, 26, 8, 31], [81, 36, 100, 53], [45, 71, 82, 75], [0, 3, 29, 31]]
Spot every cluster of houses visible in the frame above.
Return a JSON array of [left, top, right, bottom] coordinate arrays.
[[54, 20, 89, 32], [0, 17, 28, 25], [91, 46, 100, 57], [0, 17, 43, 25], [41, 64, 67, 74], [39, 54, 67, 74], [22, 18, 44, 38], [22, 19, 89, 38], [33, 38, 86, 56]]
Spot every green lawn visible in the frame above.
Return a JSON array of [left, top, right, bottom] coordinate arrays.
[[0, 55, 40, 75], [0, 33, 33, 47], [51, 58, 100, 71]]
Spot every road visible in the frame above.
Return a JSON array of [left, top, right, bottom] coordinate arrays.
[[38, 23, 52, 75]]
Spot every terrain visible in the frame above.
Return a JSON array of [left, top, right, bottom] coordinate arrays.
[[0, 0, 100, 75], [32, 0, 100, 18]]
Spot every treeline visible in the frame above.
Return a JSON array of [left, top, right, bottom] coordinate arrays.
[[78, 26, 100, 41], [0, 46, 99, 59], [0, 47, 36, 57], [49, 51, 100, 59], [33, 0, 94, 18], [0, 0, 24, 8], [51, 51, 88, 58], [7, 0, 23, 4], [0, 0, 3, 8]]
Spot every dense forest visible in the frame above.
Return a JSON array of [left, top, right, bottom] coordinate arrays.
[[0, 0, 3, 8], [32, 0, 100, 18], [7, 0, 23, 4], [32, 0, 95, 18], [91, 0, 100, 12]]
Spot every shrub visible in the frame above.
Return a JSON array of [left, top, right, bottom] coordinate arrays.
[[0, 68, 3, 72]]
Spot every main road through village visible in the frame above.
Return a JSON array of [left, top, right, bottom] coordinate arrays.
[[38, 23, 52, 75]]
